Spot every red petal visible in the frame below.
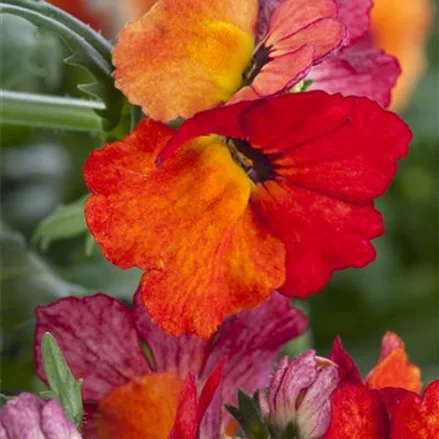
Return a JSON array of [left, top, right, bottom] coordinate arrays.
[[168, 374, 199, 439], [329, 336, 363, 386], [390, 380, 439, 439], [34, 294, 151, 401], [323, 384, 389, 438]]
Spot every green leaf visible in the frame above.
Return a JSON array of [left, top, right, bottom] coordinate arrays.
[[0, 0, 125, 130], [226, 390, 269, 439], [32, 196, 92, 253], [41, 332, 83, 427]]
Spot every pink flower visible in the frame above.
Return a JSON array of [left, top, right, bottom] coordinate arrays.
[[0, 393, 82, 439], [260, 351, 339, 438], [258, 0, 400, 107], [34, 291, 307, 438]]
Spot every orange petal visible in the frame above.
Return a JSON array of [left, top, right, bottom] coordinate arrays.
[[366, 332, 422, 393], [85, 120, 285, 338], [113, 0, 257, 121], [97, 373, 183, 439]]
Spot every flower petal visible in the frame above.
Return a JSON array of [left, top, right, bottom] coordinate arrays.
[[86, 119, 285, 338], [168, 374, 198, 439], [323, 384, 389, 438], [35, 294, 150, 401], [329, 336, 363, 386], [133, 289, 207, 377], [310, 36, 400, 108], [268, 351, 318, 426], [231, 0, 345, 103], [366, 332, 422, 393], [389, 380, 439, 439], [113, 0, 257, 121], [98, 373, 183, 439], [161, 92, 411, 298], [335, 0, 372, 45], [202, 292, 308, 404]]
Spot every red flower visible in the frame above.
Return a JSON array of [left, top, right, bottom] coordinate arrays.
[[34, 291, 307, 438], [85, 92, 411, 337], [323, 332, 437, 439]]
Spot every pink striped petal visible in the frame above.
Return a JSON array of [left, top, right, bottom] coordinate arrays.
[[232, 0, 345, 104], [310, 36, 400, 108], [35, 294, 151, 401]]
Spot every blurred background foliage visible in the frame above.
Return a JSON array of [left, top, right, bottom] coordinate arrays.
[[1, 0, 438, 394]]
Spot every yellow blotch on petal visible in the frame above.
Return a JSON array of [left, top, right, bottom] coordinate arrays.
[[113, 0, 257, 122], [371, 0, 433, 111], [97, 373, 183, 439]]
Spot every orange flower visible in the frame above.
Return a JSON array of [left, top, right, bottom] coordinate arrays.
[[366, 331, 422, 393], [113, 0, 345, 121], [371, 0, 433, 110], [85, 92, 411, 337], [330, 331, 422, 393]]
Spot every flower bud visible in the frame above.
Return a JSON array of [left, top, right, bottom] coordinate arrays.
[[0, 393, 82, 439], [260, 351, 339, 438]]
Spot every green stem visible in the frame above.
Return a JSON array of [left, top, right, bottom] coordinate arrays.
[[0, 90, 104, 131]]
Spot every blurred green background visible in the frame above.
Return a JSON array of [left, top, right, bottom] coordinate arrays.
[[1, 0, 438, 393]]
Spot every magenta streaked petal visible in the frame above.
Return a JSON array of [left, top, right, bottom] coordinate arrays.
[[35, 294, 151, 401], [133, 288, 207, 377], [203, 292, 308, 405], [0, 393, 82, 439], [310, 36, 400, 108]]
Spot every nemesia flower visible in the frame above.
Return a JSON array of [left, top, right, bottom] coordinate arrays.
[[85, 91, 411, 337], [260, 351, 339, 438], [330, 331, 422, 392], [113, 0, 346, 121], [323, 332, 439, 438], [34, 291, 307, 438], [371, 0, 433, 110], [0, 393, 82, 439], [308, 0, 401, 108]]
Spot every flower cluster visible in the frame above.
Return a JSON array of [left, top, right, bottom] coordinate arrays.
[[2, 0, 436, 438]]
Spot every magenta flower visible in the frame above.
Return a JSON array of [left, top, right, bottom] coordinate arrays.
[[260, 351, 339, 438], [34, 290, 307, 438], [0, 393, 82, 439]]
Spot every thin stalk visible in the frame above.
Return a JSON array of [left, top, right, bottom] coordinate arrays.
[[0, 90, 104, 132]]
